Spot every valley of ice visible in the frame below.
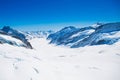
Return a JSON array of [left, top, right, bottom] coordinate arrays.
[[0, 37, 120, 80]]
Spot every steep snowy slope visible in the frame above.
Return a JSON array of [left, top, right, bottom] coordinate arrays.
[[47, 26, 79, 45], [47, 26, 95, 46], [48, 22, 120, 48], [0, 33, 26, 47], [0, 26, 33, 49], [0, 38, 120, 80], [72, 22, 120, 48]]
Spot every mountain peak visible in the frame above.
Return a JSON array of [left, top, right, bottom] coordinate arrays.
[[90, 22, 103, 28], [2, 26, 11, 33], [61, 26, 77, 31]]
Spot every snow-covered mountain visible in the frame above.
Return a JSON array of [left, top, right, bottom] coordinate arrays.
[[71, 22, 120, 48], [47, 26, 95, 46], [0, 26, 54, 49], [0, 32, 28, 47], [0, 22, 120, 80], [90, 22, 104, 28], [24, 30, 54, 40], [48, 22, 120, 48], [1, 22, 120, 49], [0, 26, 33, 49]]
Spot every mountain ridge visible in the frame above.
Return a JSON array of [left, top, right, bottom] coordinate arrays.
[[0, 26, 33, 49], [0, 22, 120, 48], [48, 22, 120, 48]]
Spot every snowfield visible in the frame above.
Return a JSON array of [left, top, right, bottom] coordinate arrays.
[[0, 38, 120, 80]]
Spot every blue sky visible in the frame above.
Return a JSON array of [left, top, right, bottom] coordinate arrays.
[[0, 0, 120, 31]]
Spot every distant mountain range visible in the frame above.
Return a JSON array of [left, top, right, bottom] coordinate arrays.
[[0, 22, 120, 49], [24, 30, 54, 40]]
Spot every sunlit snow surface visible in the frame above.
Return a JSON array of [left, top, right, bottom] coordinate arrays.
[[0, 38, 120, 80], [0, 34, 24, 45]]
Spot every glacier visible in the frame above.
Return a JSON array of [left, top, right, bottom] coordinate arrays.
[[0, 38, 120, 80], [0, 22, 120, 80]]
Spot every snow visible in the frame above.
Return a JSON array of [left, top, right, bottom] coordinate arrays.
[[24, 31, 53, 40], [91, 23, 101, 28], [0, 38, 120, 80], [70, 29, 95, 38], [0, 34, 24, 45], [104, 31, 120, 38], [94, 31, 120, 44]]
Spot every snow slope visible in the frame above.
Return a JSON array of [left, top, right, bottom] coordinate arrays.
[[72, 22, 120, 47], [0, 38, 120, 80], [0, 33, 27, 47], [47, 26, 95, 46], [1, 26, 33, 49], [48, 22, 120, 48]]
